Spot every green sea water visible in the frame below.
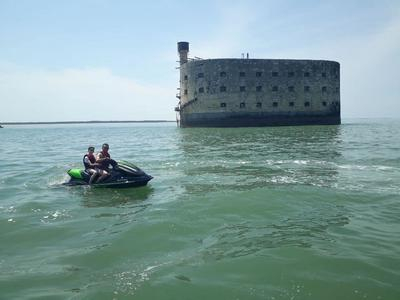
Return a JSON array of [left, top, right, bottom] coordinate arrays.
[[0, 119, 399, 300]]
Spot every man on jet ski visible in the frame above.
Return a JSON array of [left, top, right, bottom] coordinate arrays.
[[96, 143, 114, 183], [83, 146, 100, 184]]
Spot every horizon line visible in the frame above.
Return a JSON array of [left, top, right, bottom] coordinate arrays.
[[0, 120, 176, 125]]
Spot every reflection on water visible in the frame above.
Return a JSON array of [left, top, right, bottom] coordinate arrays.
[[79, 186, 154, 208], [176, 125, 343, 194]]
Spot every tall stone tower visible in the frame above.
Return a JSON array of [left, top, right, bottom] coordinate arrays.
[[177, 41, 189, 64]]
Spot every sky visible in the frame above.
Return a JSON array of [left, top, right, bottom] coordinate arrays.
[[0, 0, 399, 122]]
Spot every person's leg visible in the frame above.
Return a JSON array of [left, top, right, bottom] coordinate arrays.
[[96, 170, 109, 183], [88, 169, 98, 185]]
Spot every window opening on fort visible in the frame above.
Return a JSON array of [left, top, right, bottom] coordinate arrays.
[[220, 71, 226, 77], [240, 102, 246, 108], [198, 73, 204, 78], [239, 72, 246, 77], [322, 86, 327, 92], [220, 86, 227, 92], [288, 71, 294, 77], [322, 72, 326, 78], [256, 102, 262, 108], [304, 86, 310, 92], [240, 86, 246, 92], [220, 102, 226, 108], [256, 72, 262, 77], [322, 101, 327, 106], [288, 86, 294, 92], [199, 87, 204, 93], [256, 86, 262, 92], [304, 101, 310, 107], [272, 86, 278, 92], [184, 75, 188, 80], [304, 72, 310, 77], [184, 89, 188, 95], [273, 102, 278, 107], [272, 71, 279, 77], [289, 102, 294, 107]]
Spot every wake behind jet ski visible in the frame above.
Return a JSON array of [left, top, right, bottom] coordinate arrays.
[[64, 160, 153, 188]]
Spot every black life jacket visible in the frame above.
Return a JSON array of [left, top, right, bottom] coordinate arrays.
[[83, 153, 96, 169]]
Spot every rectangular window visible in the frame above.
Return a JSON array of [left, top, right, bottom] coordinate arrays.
[[304, 101, 310, 107], [199, 87, 204, 93], [239, 72, 246, 77], [220, 102, 226, 108], [240, 86, 246, 92], [272, 86, 278, 92], [240, 102, 246, 108], [304, 86, 310, 92], [184, 75, 188, 80], [322, 86, 327, 92], [184, 89, 188, 95], [220, 71, 226, 77], [289, 102, 294, 107], [322, 101, 327, 106], [256, 71, 262, 77], [288, 71, 294, 77], [256, 102, 262, 108], [198, 73, 204, 78], [256, 86, 262, 92], [272, 71, 279, 77], [304, 72, 310, 77], [322, 72, 326, 78], [288, 86, 294, 92], [220, 86, 227, 92], [273, 102, 278, 107]]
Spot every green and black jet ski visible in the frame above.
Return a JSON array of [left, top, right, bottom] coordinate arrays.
[[64, 160, 153, 188]]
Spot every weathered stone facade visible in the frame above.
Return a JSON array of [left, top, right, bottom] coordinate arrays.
[[176, 42, 340, 127]]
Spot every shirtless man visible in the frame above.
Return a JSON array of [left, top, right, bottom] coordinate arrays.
[[96, 143, 112, 183]]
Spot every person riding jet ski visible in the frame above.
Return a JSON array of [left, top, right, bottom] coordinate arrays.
[[83, 146, 99, 184], [95, 143, 113, 183]]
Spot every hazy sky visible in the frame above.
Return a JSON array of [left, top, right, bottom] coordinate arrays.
[[0, 0, 399, 122]]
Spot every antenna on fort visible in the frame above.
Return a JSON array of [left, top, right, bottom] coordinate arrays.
[[247, 53, 249, 59]]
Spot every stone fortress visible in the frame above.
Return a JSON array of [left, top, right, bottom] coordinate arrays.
[[175, 42, 340, 127]]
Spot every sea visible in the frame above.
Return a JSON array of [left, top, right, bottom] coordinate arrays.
[[0, 119, 399, 300]]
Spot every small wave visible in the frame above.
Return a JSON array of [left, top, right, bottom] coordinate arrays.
[[40, 209, 71, 223], [201, 206, 350, 261], [113, 261, 171, 295]]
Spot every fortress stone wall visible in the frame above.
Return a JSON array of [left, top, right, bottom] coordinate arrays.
[[176, 42, 340, 127]]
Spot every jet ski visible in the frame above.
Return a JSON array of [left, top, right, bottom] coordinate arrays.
[[64, 160, 153, 188]]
